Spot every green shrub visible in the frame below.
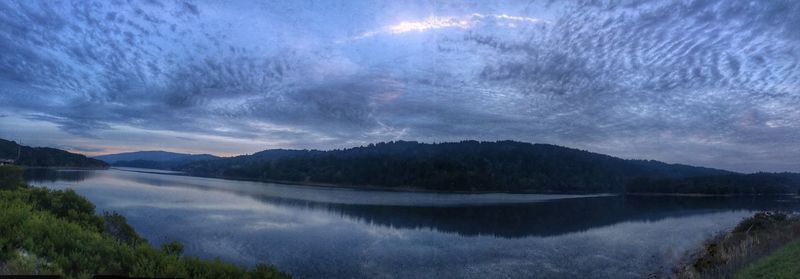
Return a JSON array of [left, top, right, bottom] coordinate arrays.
[[103, 212, 145, 246], [25, 187, 104, 232], [732, 212, 790, 234], [160, 241, 184, 256], [0, 166, 25, 190]]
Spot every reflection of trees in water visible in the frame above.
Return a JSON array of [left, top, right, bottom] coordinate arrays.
[[32, 170, 798, 238], [259, 195, 799, 238], [24, 168, 97, 182]]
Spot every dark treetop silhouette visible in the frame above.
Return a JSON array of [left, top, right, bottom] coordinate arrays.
[[172, 140, 798, 194]]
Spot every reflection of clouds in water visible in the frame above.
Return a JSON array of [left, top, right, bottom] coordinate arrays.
[[58, 171, 294, 214], [244, 221, 303, 231], [363, 226, 411, 240], [104, 169, 606, 206], [195, 238, 254, 264], [243, 213, 333, 232], [205, 214, 231, 221], [108, 199, 289, 213]]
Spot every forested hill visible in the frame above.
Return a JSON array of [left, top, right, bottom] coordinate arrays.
[[94, 151, 218, 170], [0, 138, 108, 168], [177, 140, 749, 193]]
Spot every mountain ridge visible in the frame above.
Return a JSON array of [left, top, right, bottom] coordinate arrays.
[[94, 151, 220, 170], [94, 151, 218, 163]]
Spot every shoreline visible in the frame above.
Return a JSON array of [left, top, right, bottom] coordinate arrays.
[[21, 166, 109, 170], [29, 167, 800, 198], [675, 211, 800, 278], [625, 192, 798, 198]]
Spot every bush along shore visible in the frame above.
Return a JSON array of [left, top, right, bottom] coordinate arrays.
[[0, 166, 290, 279], [674, 211, 800, 278]]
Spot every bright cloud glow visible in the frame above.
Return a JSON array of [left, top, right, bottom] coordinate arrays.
[[474, 13, 544, 23], [348, 13, 546, 41], [389, 16, 473, 34]]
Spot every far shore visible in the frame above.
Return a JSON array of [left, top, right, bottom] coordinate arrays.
[[20, 166, 109, 170], [625, 192, 798, 198], [28, 166, 800, 198]]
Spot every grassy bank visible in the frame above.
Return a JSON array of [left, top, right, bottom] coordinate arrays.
[[0, 166, 290, 278], [734, 239, 800, 278], [675, 211, 800, 278]]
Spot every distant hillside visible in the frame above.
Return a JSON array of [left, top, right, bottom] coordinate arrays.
[[176, 140, 766, 193], [0, 139, 108, 168], [94, 151, 211, 163], [95, 151, 219, 170]]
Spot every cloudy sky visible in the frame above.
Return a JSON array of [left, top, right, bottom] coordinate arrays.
[[0, 0, 798, 172]]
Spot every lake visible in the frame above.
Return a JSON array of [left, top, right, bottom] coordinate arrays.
[[24, 168, 800, 278]]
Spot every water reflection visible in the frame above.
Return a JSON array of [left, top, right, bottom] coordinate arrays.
[[24, 168, 97, 182], [283, 196, 798, 238], [24, 168, 800, 239], [23, 168, 800, 279], [86, 169, 795, 238]]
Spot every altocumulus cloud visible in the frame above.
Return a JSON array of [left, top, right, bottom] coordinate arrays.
[[0, 0, 798, 172]]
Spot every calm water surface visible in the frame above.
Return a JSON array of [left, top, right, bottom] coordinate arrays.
[[24, 168, 800, 279]]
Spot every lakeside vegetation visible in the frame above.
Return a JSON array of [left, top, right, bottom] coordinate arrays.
[[0, 165, 289, 278], [675, 212, 800, 278]]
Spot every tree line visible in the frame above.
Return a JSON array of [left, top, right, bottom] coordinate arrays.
[[178, 140, 798, 194], [0, 138, 108, 168]]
